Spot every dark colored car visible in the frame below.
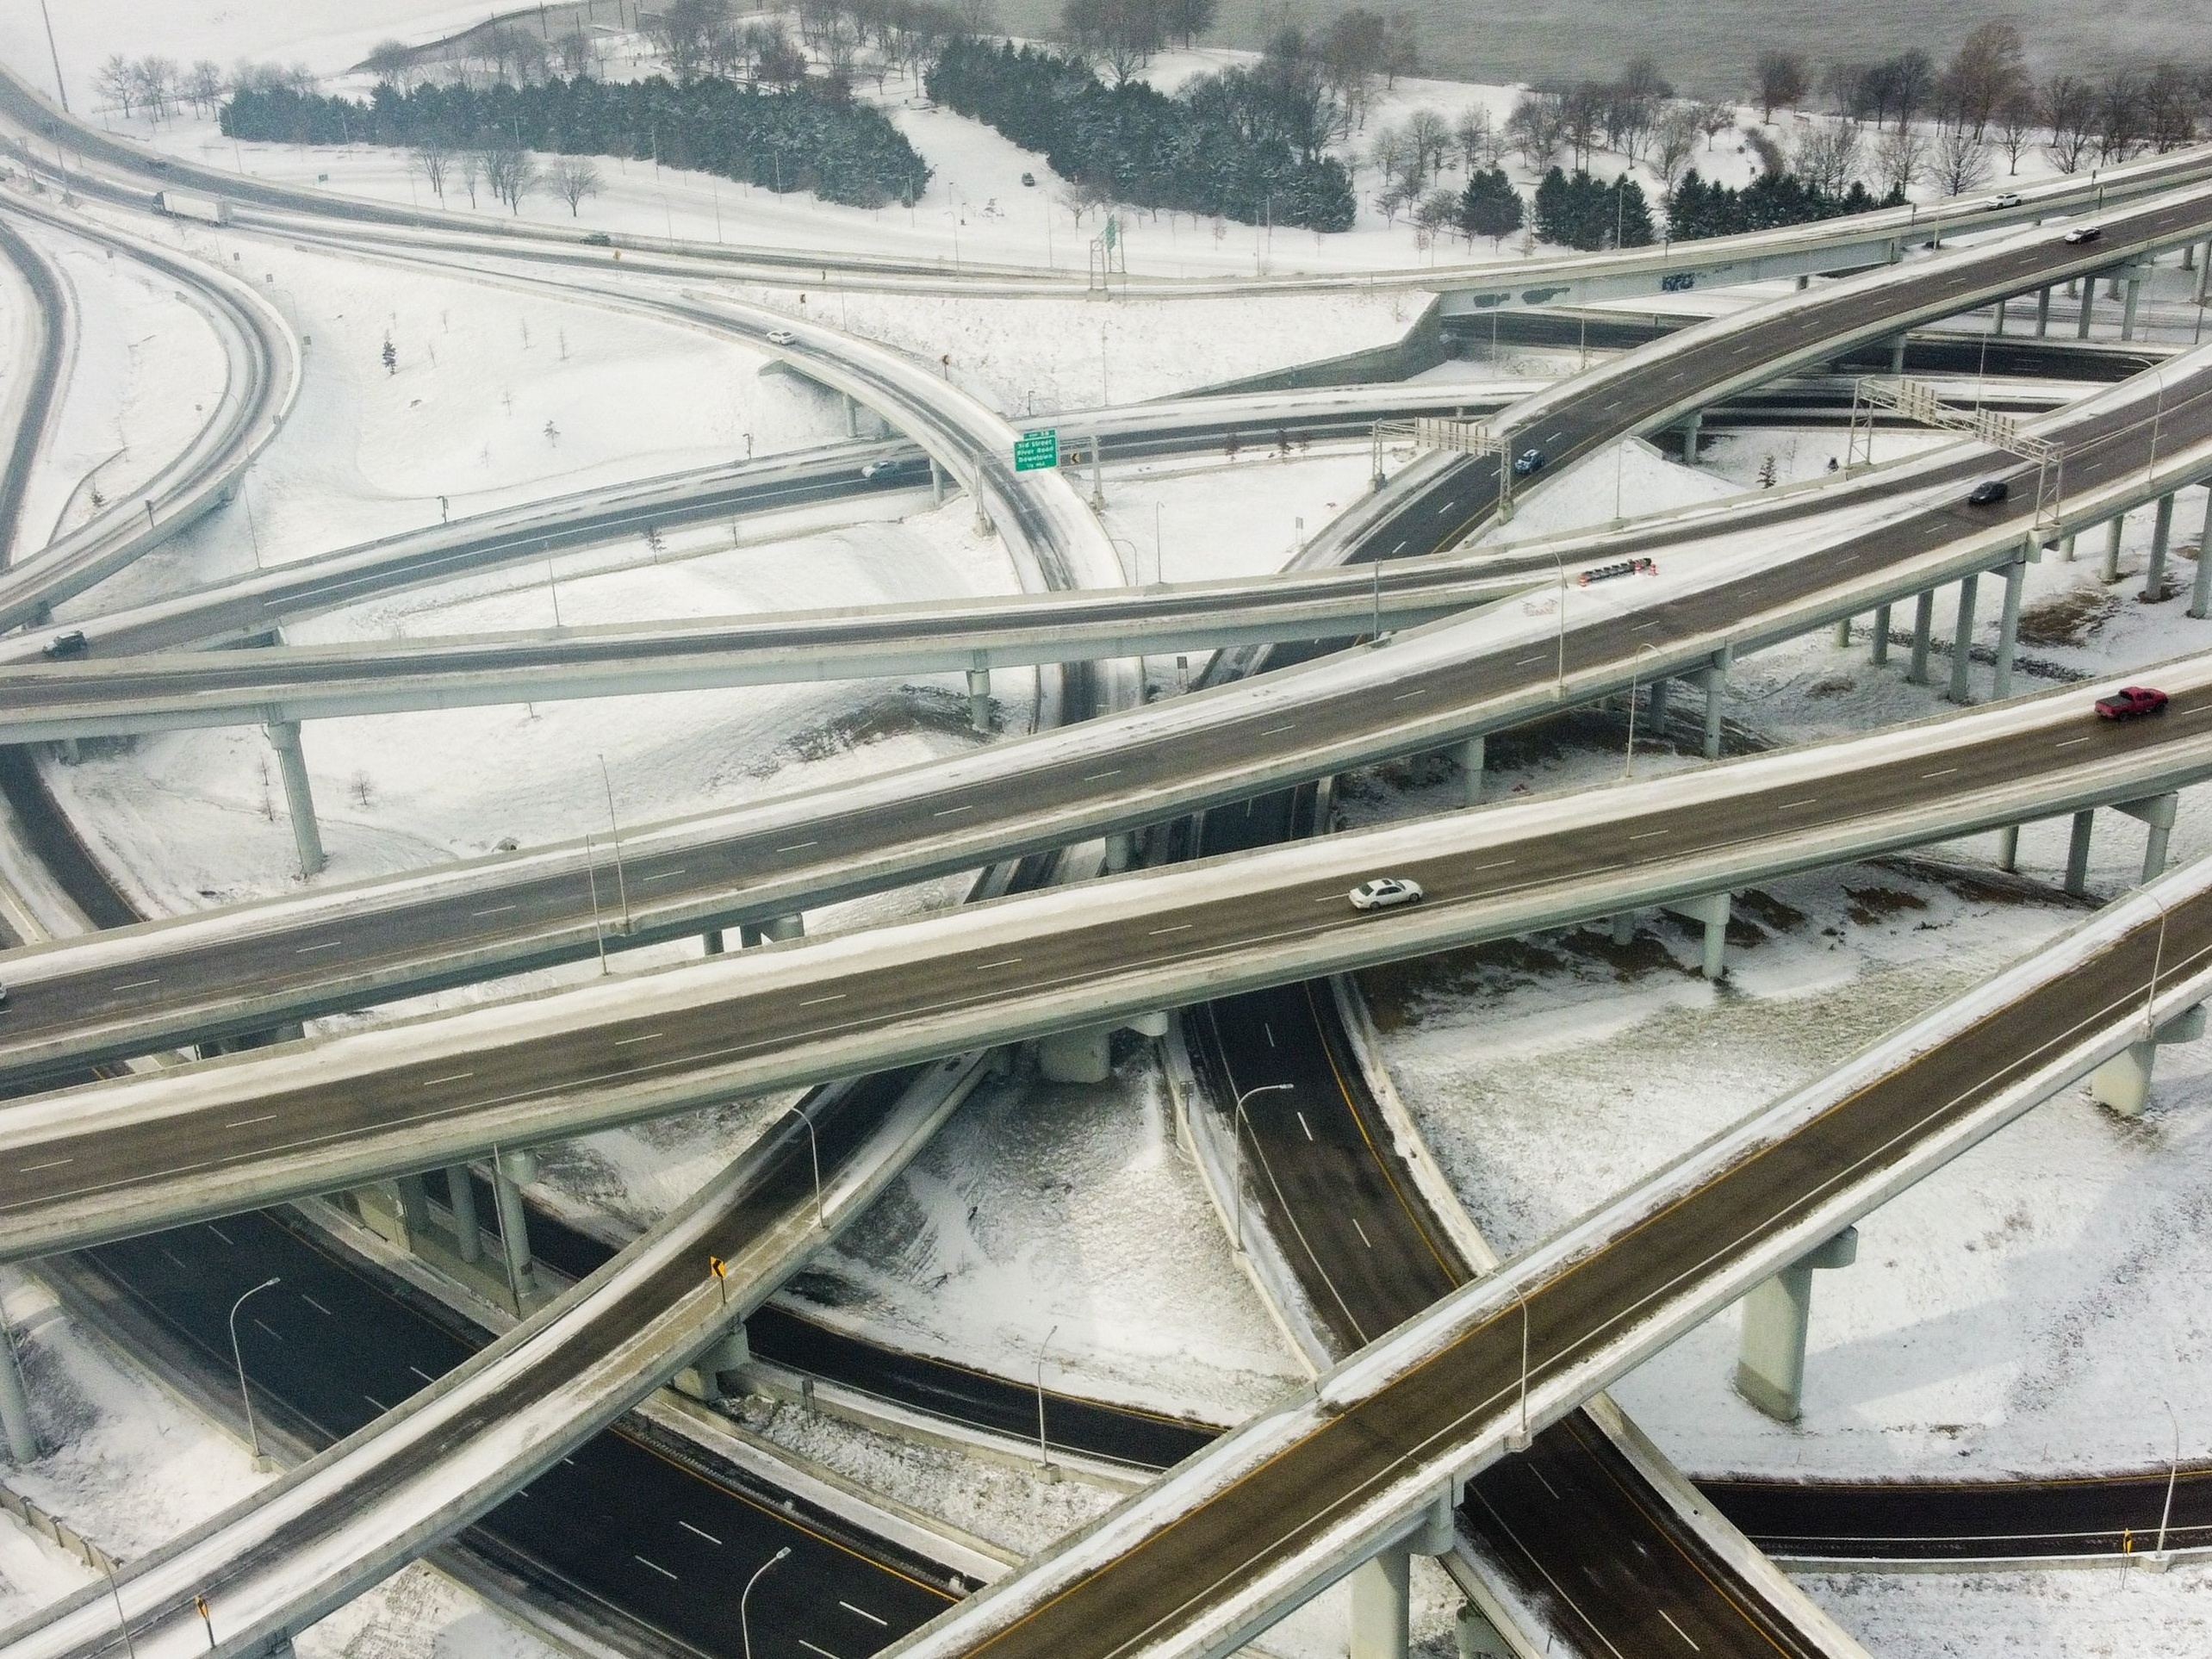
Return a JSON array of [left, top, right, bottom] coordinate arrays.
[[1966, 478, 2010, 506], [2063, 225, 2103, 245], [2095, 686, 2169, 720], [1021, 171, 1036, 187], [581, 231, 612, 246], [41, 630, 86, 659], [1513, 448, 1546, 475]]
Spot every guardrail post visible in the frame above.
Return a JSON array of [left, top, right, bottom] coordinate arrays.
[[0, 1317, 36, 1463], [1907, 589, 1935, 685], [1735, 1227, 1856, 1423], [2102, 515, 2125, 584], [1458, 735, 1484, 806], [1945, 574, 1979, 704], [1992, 556, 2027, 699], [1870, 603, 1892, 664], [2117, 792, 2179, 881], [2065, 809, 2096, 898], [262, 718, 326, 877], [445, 1166, 482, 1264], [2192, 486, 2212, 619], [2091, 1004, 2207, 1117], [493, 1149, 538, 1305], [1679, 408, 1701, 466], [2035, 286, 2052, 337], [2076, 279, 2096, 339], [2143, 494, 2176, 602], [1350, 1549, 1412, 1659], [966, 666, 991, 733]]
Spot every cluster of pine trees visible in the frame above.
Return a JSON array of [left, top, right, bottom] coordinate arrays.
[[925, 40, 1355, 231], [221, 76, 930, 208], [1531, 166, 1654, 250], [1662, 169, 1904, 239]]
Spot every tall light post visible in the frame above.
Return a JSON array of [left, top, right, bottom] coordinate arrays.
[[1229, 1082, 1295, 1251], [597, 754, 631, 931], [783, 1102, 823, 1227], [738, 1545, 790, 1659], [227, 1277, 282, 1466], [2157, 1399, 2180, 1560], [34, 0, 67, 111], [2147, 365, 2168, 488], [1035, 1322, 1060, 1474], [1545, 549, 1569, 698], [1624, 642, 1662, 774]]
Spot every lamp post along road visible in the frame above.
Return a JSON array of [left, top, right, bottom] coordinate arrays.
[[228, 1277, 282, 1466], [1035, 1321, 1060, 1475], [1230, 1082, 1296, 1251], [739, 1545, 791, 1659]]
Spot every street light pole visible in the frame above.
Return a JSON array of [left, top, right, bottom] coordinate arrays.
[[598, 753, 631, 931], [1229, 1083, 1295, 1251], [1546, 550, 1569, 697], [2158, 1399, 2180, 1559], [1035, 1322, 1060, 1473], [738, 1546, 791, 1659], [227, 1277, 282, 1465], [784, 1103, 823, 1227], [34, 0, 67, 112]]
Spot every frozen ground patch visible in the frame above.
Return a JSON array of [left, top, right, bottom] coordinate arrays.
[[1799, 1562, 2212, 1658]]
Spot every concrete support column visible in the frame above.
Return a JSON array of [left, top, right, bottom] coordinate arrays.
[[2193, 487, 2212, 619], [1700, 655, 1728, 760], [1871, 603, 1892, 665], [1997, 824, 2021, 872], [703, 929, 725, 955], [445, 1165, 482, 1264], [1832, 616, 1852, 648], [674, 1324, 752, 1403], [1992, 295, 2007, 336], [1735, 1227, 1857, 1423], [1646, 676, 1669, 737], [1036, 1025, 1113, 1084], [2035, 286, 2052, 336], [1887, 332, 1906, 374], [1611, 911, 1636, 948], [1680, 408, 1702, 466], [1665, 892, 1731, 979], [1907, 589, 1936, 685], [1458, 735, 1484, 807], [2122, 271, 2145, 341], [0, 1321, 36, 1463], [394, 1174, 432, 1242], [493, 1149, 537, 1303], [2065, 809, 2096, 898], [2197, 245, 2211, 305], [1992, 557, 2027, 699], [2103, 515, 2125, 583], [929, 459, 944, 507], [844, 395, 860, 438], [263, 718, 326, 877], [2077, 279, 2097, 339], [2144, 494, 2176, 602], [2119, 792, 2180, 881], [966, 666, 991, 733], [766, 912, 805, 941], [1456, 1603, 1513, 1659], [1350, 1549, 1411, 1659], [1945, 574, 1979, 705], [2091, 1005, 2207, 1117], [2062, 532, 2078, 562], [1104, 831, 1136, 872]]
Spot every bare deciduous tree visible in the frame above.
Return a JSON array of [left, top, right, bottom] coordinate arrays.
[[1754, 50, 1809, 122], [1792, 121, 1861, 196], [1651, 105, 1705, 192], [477, 140, 538, 213], [1931, 126, 1990, 196], [2042, 74, 2097, 172], [549, 156, 601, 216], [410, 139, 455, 203], [1873, 126, 1928, 196]]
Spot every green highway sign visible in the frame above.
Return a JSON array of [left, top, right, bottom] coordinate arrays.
[[1013, 428, 1059, 471]]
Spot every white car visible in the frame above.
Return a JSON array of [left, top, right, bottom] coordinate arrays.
[[1348, 877, 1424, 912], [1990, 191, 2022, 208], [765, 328, 798, 346]]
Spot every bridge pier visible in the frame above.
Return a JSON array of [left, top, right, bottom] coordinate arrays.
[[2065, 809, 2097, 897], [1997, 824, 2020, 872], [263, 718, 326, 877], [966, 666, 992, 732], [2121, 265, 2147, 341], [1104, 830, 1136, 872], [1887, 332, 1906, 374], [2035, 286, 2051, 336], [2144, 493, 2176, 601], [2118, 792, 2179, 882], [765, 913, 805, 941], [493, 1149, 538, 1306], [1992, 556, 2026, 699], [0, 1319, 36, 1463], [1736, 1227, 1857, 1423], [445, 1165, 482, 1264], [1832, 615, 1851, 648], [2091, 1004, 2208, 1118], [1870, 603, 1892, 665], [1664, 892, 1731, 979], [1458, 735, 1484, 806], [394, 1173, 433, 1242], [2076, 278, 2096, 339], [1700, 652, 1729, 759], [1456, 1602, 1513, 1659], [674, 1324, 752, 1404], [703, 929, 725, 955], [929, 458, 945, 507], [2198, 246, 2211, 305], [1679, 408, 1701, 465], [1906, 588, 1935, 684], [2102, 515, 2125, 583], [1036, 1011, 1167, 1084], [1645, 676, 1669, 740], [2193, 487, 2212, 618], [1348, 1494, 1456, 1659], [1944, 574, 1979, 704], [1991, 295, 2007, 335]]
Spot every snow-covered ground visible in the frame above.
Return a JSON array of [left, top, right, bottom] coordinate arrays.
[[1803, 1562, 2212, 1658], [0, 1271, 562, 1659]]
